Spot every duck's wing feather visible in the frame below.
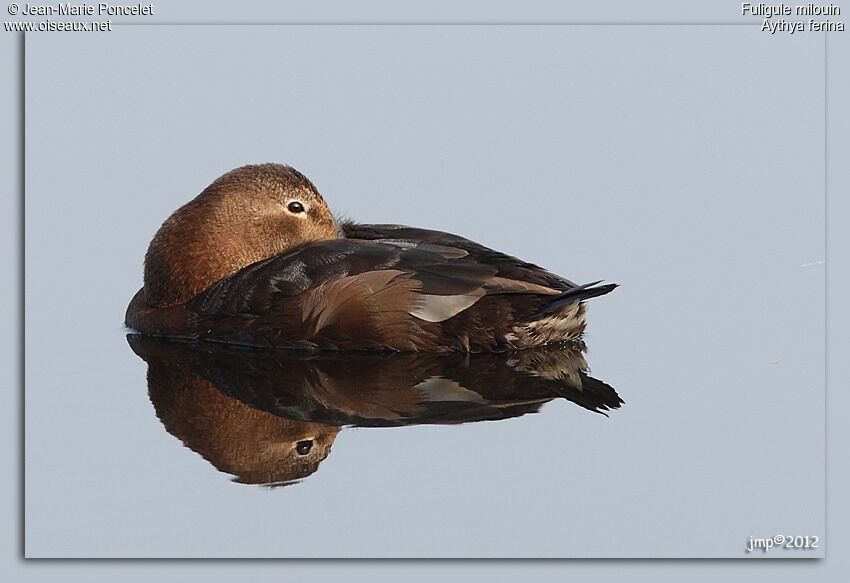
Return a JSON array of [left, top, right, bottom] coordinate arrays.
[[342, 222, 579, 291], [187, 236, 569, 349]]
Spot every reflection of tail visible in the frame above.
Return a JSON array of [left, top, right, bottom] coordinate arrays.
[[537, 280, 618, 316], [568, 373, 624, 415], [508, 346, 623, 415]]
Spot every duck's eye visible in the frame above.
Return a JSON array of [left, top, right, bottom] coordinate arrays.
[[287, 201, 305, 214], [295, 440, 314, 456]]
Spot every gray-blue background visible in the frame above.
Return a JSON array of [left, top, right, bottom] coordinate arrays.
[[22, 24, 824, 558], [4, 0, 846, 576]]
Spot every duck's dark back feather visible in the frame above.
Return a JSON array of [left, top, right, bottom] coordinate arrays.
[[342, 222, 579, 291]]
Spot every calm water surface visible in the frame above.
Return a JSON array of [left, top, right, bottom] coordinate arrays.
[[24, 27, 824, 558]]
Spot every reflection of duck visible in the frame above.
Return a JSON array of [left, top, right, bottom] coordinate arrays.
[[139, 339, 339, 486], [130, 336, 622, 486], [126, 164, 615, 351]]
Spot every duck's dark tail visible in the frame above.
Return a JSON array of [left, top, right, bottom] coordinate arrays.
[[537, 281, 618, 316]]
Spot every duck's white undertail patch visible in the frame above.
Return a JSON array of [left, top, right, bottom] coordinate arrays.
[[509, 302, 588, 348]]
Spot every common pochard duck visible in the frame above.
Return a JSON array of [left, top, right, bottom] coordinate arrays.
[[125, 164, 615, 352]]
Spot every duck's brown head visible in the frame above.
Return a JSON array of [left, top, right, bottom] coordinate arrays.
[[143, 164, 339, 307]]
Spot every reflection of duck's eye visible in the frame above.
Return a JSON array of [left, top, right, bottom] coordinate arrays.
[[287, 201, 305, 214], [295, 440, 314, 455]]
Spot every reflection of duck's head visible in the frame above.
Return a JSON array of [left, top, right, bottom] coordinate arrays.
[[143, 164, 339, 308], [142, 342, 340, 486]]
